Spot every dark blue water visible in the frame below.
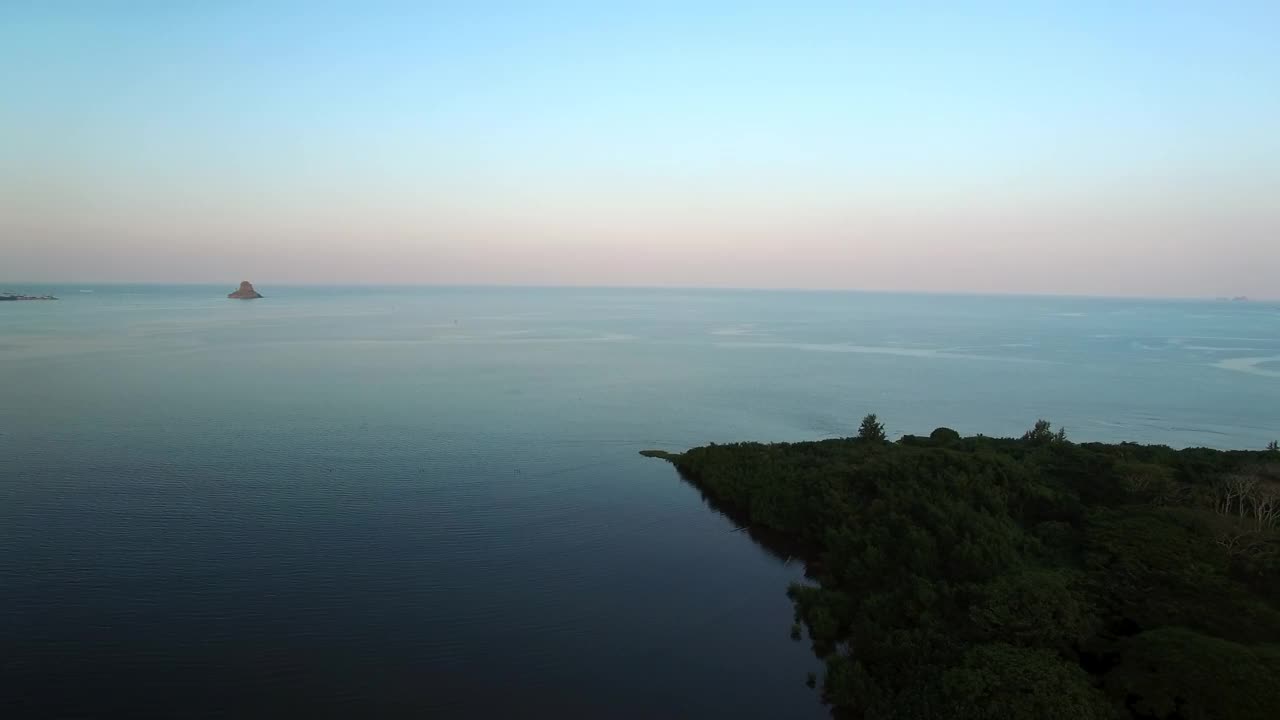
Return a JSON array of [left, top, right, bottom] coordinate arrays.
[[2, 285, 1278, 718]]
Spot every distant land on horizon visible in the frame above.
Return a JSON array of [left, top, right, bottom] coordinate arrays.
[[0, 281, 1273, 303]]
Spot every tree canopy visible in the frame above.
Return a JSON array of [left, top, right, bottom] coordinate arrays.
[[858, 414, 887, 442], [646, 419, 1280, 719]]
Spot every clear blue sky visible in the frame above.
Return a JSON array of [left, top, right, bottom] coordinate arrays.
[[3, 1, 1277, 296]]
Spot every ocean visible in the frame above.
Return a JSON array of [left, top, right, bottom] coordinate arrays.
[[2, 284, 1277, 718]]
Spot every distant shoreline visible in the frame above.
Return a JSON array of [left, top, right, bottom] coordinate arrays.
[[0, 282, 1273, 303]]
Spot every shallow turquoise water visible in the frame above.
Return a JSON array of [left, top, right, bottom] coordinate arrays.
[[1, 285, 1277, 717]]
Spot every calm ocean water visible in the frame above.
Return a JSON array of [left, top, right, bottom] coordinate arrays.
[[2, 285, 1278, 718]]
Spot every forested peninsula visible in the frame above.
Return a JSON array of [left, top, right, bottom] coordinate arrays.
[[644, 418, 1280, 719]]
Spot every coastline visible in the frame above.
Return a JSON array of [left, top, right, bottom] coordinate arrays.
[[643, 429, 1280, 718]]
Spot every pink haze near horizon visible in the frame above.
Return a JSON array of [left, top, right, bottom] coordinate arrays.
[[2, 2, 1278, 298]]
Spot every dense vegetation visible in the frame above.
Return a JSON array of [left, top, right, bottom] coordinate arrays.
[[646, 420, 1280, 719]]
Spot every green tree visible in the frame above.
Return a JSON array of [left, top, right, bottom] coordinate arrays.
[[941, 644, 1117, 720], [1022, 419, 1059, 444], [968, 569, 1093, 649], [859, 413, 887, 442], [1105, 627, 1280, 720], [930, 427, 961, 443], [1268, 440, 1279, 452]]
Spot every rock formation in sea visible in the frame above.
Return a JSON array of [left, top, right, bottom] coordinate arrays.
[[227, 281, 264, 299]]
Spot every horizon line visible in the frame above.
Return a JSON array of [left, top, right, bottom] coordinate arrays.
[[1, 281, 1272, 304]]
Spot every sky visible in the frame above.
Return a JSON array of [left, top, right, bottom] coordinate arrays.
[[2, 1, 1278, 297]]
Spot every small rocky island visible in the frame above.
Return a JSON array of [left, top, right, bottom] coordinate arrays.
[[227, 281, 263, 299], [0, 292, 57, 301]]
